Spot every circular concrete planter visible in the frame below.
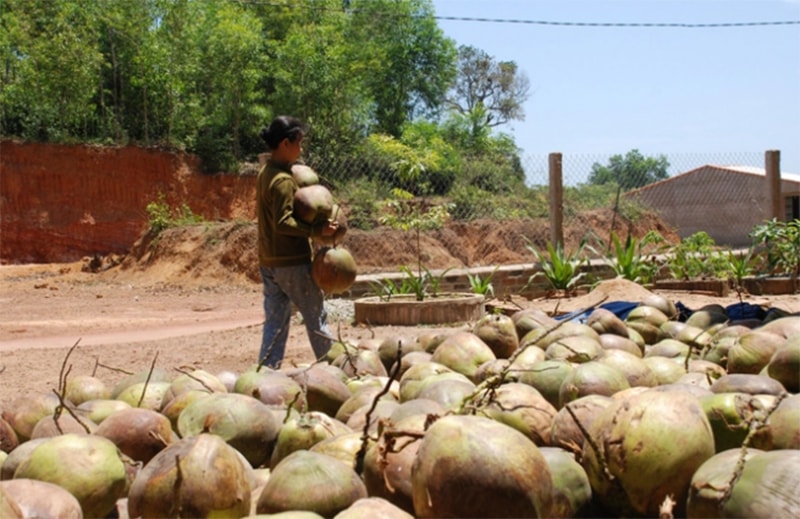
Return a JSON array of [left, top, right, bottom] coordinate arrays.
[[353, 293, 485, 326]]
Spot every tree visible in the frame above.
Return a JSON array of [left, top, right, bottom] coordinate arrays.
[[346, 0, 457, 136], [588, 149, 670, 190], [446, 45, 530, 140]]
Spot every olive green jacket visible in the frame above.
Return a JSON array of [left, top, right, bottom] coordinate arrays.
[[256, 160, 319, 268]]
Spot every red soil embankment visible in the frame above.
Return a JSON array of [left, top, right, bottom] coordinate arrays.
[[0, 140, 257, 263]]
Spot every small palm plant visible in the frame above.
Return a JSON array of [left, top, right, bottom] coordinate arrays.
[[524, 238, 589, 296], [589, 230, 666, 285]]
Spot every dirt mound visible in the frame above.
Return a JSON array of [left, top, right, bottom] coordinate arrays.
[[108, 209, 679, 286]]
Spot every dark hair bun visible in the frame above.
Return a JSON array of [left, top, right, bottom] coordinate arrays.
[[261, 115, 305, 150]]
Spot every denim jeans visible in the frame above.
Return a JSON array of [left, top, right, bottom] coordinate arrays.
[[259, 265, 332, 368]]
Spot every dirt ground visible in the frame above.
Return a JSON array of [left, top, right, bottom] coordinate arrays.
[[2, 218, 799, 405]]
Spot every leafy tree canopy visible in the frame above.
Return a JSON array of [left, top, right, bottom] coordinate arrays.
[[588, 149, 670, 190]]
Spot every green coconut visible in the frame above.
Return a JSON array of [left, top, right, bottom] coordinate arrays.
[[476, 382, 557, 446], [0, 479, 83, 519], [257, 450, 367, 516], [234, 369, 306, 409], [558, 361, 631, 407], [686, 448, 762, 518], [13, 434, 130, 518], [723, 449, 800, 516], [538, 447, 595, 519], [473, 313, 520, 358], [581, 389, 715, 517], [550, 394, 613, 455], [411, 414, 553, 518], [270, 411, 352, 468], [94, 407, 177, 464], [727, 330, 785, 374], [64, 375, 111, 405], [765, 336, 800, 392], [430, 331, 497, 381], [335, 497, 414, 519], [312, 246, 357, 295], [177, 392, 280, 468], [128, 433, 252, 518], [516, 359, 574, 409]]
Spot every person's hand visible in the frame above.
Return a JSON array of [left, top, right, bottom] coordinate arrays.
[[319, 220, 339, 237]]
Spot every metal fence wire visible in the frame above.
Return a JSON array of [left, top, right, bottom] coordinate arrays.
[[316, 149, 794, 274]]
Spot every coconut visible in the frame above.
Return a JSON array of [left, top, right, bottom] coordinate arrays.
[[596, 349, 659, 388], [312, 246, 357, 295], [127, 433, 252, 517], [314, 203, 348, 246], [270, 411, 353, 468], [686, 448, 761, 518], [177, 392, 281, 468], [476, 382, 557, 446], [234, 369, 306, 410], [257, 450, 367, 516], [688, 449, 800, 518], [642, 356, 686, 385], [308, 431, 364, 467], [751, 393, 800, 450], [293, 184, 334, 225], [161, 389, 212, 430], [710, 373, 787, 396], [76, 398, 132, 424], [110, 368, 173, 398], [766, 336, 800, 392], [538, 447, 595, 519], [581, 389, 715, 517], [549, 394, 613, 454], [285, 364, 352, 417], [116, 381, 172, 411], [0, 479, 83, 519], [472, 313, 519, 358], [335, 497, 414, 519], [429, 331, 496, 381], [362, 414, 428, 514], [727, 330, 785, 374], [586, 307, 629, 337], [332, 348, 387, 378], [414, 378, 475, 413], [13, 434, 130, 518], [29, 412, 97, 439], [411, 414, 554, 518], [545, 335, 604, 363], [165, 369, 228, 400], [0, 438, 48, 481], [64, 375, 111, 405], [94, 407, 177, 464], [558, 361, 631, 407], [516, 359, 573, 409], [2, 392, 60, 442], [700, 392, 775, 452], [0, 418, 19, 455], [291, 164, 320, 187]]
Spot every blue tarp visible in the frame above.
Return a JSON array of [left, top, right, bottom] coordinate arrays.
[[556, 299, 788, 324]]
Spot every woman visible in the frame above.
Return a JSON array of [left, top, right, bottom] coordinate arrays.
[[256, 115, 338, 368]]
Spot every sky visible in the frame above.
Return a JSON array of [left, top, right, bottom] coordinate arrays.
[[431, 0, 800, 180]]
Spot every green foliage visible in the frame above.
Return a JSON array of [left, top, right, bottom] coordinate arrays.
[[449, 184, 546, 221], [724, 248, 760, 300], [750, 218, 800, 278], [370, 266, 453, 302], [145, 193, 203, 234], [466, 267, 498, 298], [588, 149, 670, 190], [525, 239, 589, 294], [378, 189, 451, 231], [590, 230, 666, 284], [337, 178, 391, 230], [665, 231, 729, 280]]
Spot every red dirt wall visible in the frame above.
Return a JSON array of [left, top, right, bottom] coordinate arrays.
[[0, 140, 256, 263]]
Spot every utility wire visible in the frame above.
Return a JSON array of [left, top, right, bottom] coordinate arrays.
[[435, 16, 800, 28], [232, 0, 800, 29]]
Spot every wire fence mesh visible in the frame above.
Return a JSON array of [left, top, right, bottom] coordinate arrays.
[[324, 149, 795, 274]]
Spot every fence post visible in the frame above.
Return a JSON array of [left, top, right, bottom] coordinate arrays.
[[765, 149, 782, 220], [549, 152, 564, 246]]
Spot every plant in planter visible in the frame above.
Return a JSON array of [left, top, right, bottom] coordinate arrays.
[[588, 230, 666, 285], [377, 188, 453, 301], [750, 218, 800, 280], [524, 238, 590, 297], [664, 231, 729, 281]]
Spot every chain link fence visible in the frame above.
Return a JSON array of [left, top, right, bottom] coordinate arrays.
[[323, 149, 793, 273]]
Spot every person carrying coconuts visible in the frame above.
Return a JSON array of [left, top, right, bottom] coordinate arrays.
[[256, 115, 339, 368]]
